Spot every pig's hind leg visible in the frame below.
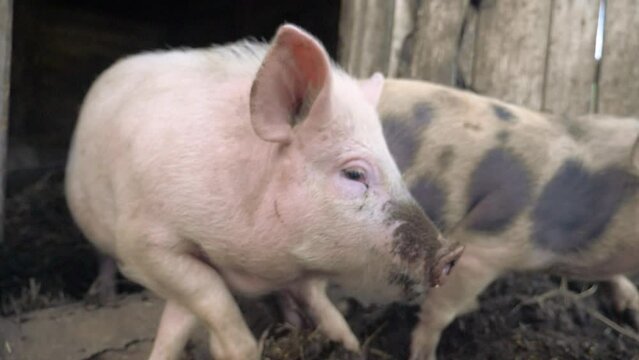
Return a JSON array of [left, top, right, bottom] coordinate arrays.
[[117, 227, 259, 360], [86, 253, 118, 305]]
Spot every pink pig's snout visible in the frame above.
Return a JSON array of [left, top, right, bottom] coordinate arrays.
[[428, 241, 464, 288]]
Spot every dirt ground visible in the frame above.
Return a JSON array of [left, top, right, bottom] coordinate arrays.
[[3, 170, 639, 360]]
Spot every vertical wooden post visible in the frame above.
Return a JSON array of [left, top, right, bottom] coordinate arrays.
[[401, 0, 469, 85], [338, 0, 396, 78], [543, 0, 599, 116], [0, 0, 12, 243], [598, 0, 639, 116], [472, 0, 552, 110]]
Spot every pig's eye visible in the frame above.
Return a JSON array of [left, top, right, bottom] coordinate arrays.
[[342, 167, 367, 185]]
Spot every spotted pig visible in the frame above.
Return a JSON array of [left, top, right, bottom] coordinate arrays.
[[378, 79, 639, 360], [65, 26, 463, 360]]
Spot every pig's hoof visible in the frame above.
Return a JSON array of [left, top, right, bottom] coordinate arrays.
[[409, 346, 437, 360], [604, 276, 639, 329], [211, 339, 259, 360], [339, 332, 360, 353]]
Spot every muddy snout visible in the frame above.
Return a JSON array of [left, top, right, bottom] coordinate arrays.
[[429, 241, 464, 288], [386, 200, 463, 290]]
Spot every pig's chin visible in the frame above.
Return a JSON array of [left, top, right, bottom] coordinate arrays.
[[330, 265, 426, 306]]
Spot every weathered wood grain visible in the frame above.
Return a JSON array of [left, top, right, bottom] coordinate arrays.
[[543, 0, 599, 117], [472, 0, 552, 110], [387, 0, 416, 77], [403, 0, 468, 85], [456, 2, 478, 89], [338, 0, 358, 73], [0, 0, 12, 243], [598, 0, 639, 117], [338, 0, 395, 77]]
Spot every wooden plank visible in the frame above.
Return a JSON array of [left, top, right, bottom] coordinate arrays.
[[598, 0, 639, 117], [472, 0, 552, 110], [543, 0, 599, 116], [387, 0, 417, 78], [0, 0, 12, 244], [337, 0, 358, 73], [456, 3, 478, 89], [404, 0, 468, 85], [338, 0, 395, 77]]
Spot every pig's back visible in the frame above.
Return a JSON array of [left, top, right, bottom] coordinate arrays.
[[380, 79, 580, 239], [380, 79, 639, 274], [65, 43, 268, 254]]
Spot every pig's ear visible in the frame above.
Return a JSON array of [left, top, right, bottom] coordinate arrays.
[[358, 72, 385, 106], [250, 24, 331, 144]]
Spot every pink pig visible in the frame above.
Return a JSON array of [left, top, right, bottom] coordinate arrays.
[[65, 24, 462, 360]]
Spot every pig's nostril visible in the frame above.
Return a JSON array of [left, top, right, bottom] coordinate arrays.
[[442, 259, 456, 276], [429, 244, 464, 288]]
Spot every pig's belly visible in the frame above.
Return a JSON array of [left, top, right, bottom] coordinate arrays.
[[551, 251, 639, 280], [219, 268, 301, 297]]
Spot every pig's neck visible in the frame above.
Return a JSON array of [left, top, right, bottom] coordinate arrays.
[[230, 140, 300, 254]]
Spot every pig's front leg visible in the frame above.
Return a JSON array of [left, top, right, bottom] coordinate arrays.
[[118, 229, 258, 360], [289, 278, 360, 352], [410, 243, 505, 360], [149, 301, 198, 360], [606, 275, 639, 327]]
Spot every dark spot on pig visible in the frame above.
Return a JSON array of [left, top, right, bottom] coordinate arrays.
[[387, 201, 440, 265], [463, 122, 482, 131], [382, 104, 434, 172], [411, 177, 447, 230], [496, 130, 510, 143], [413, 103, 434, 127], [388, 270, 420, 299], [437, 146, 455, 172], [561, 118, 586, 140], [533, 161, 639, 253], [465, 148, 531, 232], [382, 118, 418, 172], [492, 104, 516, 122]]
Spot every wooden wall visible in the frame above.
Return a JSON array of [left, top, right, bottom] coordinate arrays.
[[0, 0, 12, 242], [338, 0, 639, 118], [6, 0, 341, 173]]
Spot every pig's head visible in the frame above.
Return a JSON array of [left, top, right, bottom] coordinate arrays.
[[250, 24, 463, 303]]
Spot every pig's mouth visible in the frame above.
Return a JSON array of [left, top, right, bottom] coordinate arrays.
[[387, 269, 424, 302]]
